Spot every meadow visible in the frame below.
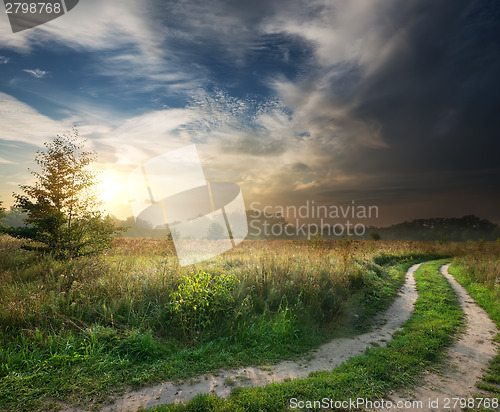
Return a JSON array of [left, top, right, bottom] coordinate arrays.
[[0, 235, 498, 411]]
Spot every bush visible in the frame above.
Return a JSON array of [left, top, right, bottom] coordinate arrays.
[[169, 271, 239, 340]]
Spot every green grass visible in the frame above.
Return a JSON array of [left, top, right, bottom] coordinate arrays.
[[148, 260, 464, 411], [0, 237, 447, 411], [449, 250, 500, 398]]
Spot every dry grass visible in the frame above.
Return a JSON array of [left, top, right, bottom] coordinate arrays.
[[1, 235, 495, 410]]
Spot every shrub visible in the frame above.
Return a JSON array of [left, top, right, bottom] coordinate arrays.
[[169, 271, 239, 340]]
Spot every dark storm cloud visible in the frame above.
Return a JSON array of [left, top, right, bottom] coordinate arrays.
[[331, 0, 500, 222], [345, 0, 500, 173], [262, 0, 500, 222]]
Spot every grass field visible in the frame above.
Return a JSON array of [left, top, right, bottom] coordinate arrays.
[[151, 260, 464, 411], [449, 244, 500, 398], [0, 236, 498, 411]]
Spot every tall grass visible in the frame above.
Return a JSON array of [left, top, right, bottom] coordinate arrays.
[[452, 240, 500, 287], [152, 260, 465, 412], [0, 235, 452, 410], [450, 241, 500, 397], [1, 237, 451, 339]]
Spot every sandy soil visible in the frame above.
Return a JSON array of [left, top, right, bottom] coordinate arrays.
[[63, 263, 421, 412], [375, 264, 499, 412]]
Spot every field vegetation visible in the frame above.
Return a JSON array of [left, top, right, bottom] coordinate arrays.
[[152, 260, 465, 411], [0, 236, 497, 411], [449, 242, 500, 397]]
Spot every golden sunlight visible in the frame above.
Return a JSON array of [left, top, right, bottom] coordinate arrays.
[[96, 171, 128, 212]]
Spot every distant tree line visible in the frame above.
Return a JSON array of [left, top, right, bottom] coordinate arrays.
[[242, 211, 500, 241], [365, 215, 500, 242], [3, 206, 499, 242]]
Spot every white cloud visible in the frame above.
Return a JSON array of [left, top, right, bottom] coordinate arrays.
[[262, 0, 401, 71], [0, 157, 13, 164], [0, 56, 10, 64], [0, 0, 198, 94], [0, 88, 383, 219], [258, 0, 411, 152], [268, 75, 388, 151], [0, 91, 199, 165], [60, 90, 305, 196], [23, 68, 48, 78], [98, 108, 200, 165], [87, 52, 205, 95], [0, 0, 411, 210], [0, 0, 158, 54], [0, 92, 70, 147]]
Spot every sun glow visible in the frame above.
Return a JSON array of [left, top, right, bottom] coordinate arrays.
[[96, 171, 128, 212]]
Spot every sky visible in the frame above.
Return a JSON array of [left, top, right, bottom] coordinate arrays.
[[0, 0, 499, 226]]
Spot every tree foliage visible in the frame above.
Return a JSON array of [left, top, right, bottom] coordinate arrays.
[[10, 129, 121, 258], [0, 199, 6, 231]]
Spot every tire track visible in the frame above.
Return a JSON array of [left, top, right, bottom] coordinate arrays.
[[377, 264, 499, 412], [64, 264, 421, 412]]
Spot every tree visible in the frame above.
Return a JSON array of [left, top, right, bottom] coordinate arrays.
[[0, 199, 6, 232], [10, 129, 121, 258]]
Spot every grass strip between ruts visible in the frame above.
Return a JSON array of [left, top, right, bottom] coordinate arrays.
[[150, 260, 464, 411], [448, 262, 500, 398]]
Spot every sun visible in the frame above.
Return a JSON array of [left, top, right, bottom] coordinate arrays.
[[96, 171, 126, 210]]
